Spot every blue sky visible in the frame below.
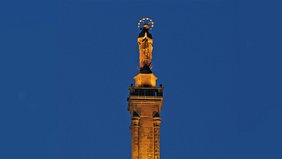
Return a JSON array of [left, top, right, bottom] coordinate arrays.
[[0, 0, 282, 159]]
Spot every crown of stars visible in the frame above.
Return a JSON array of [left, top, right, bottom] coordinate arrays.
[[138, 17, 154, 30]]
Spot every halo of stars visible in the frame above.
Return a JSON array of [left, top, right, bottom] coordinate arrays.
[[138, 18, 154, 30]]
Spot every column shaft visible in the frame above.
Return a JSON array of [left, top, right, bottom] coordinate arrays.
[[130, 125, 139, 159]]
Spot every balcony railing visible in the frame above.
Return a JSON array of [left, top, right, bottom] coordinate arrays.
[[129, 87, 163, 97]]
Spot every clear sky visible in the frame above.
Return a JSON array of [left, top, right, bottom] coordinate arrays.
[[0, 0, 282, 159]]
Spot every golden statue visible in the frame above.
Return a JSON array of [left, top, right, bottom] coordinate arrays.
[[137, 18, 154, 71], [134, 18, 158, 87]]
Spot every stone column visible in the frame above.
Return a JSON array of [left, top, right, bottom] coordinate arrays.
[[130, 113, 140, 159], [153, 114, 161, 159], [139, 118, 154, 159]]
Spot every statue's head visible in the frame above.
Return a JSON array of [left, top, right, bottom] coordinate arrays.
[[138, 21, 153, 39], [143, 24, 150, 30]]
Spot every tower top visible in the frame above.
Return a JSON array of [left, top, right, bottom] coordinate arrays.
[[128, 18, 163, 159]]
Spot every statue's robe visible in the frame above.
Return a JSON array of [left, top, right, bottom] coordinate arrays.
[[138, 28, 153, 69]]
